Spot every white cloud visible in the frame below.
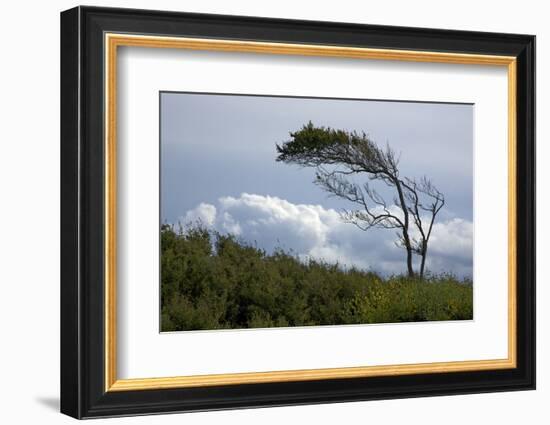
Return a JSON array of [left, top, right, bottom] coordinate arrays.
[[429, 218, 473, 260], [220, 212, 242, 235], [182, 202, 217, 227], [179, 193, 473, 278]]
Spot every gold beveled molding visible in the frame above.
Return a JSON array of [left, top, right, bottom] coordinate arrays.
[[104, 33, 518, 392]]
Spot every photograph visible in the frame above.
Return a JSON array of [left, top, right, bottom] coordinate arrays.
[[160, 92, 474, 332]]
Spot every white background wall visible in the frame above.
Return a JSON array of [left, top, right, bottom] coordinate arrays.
[[0, 0, 545, 423]]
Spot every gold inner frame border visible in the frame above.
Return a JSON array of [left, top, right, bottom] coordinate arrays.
[[104, 33, 517, 392]]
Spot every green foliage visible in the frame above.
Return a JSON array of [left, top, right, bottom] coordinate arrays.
[[275, 121, 380, 168], [161, 224, 473, 332], [276, 122, 348, 160]]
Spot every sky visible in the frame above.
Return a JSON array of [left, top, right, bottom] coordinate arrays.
[[161, 92, 473, 278]]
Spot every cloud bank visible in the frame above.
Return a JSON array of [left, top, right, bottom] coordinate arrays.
[[179, 193, 473, 278]]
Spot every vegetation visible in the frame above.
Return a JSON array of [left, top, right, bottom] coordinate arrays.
[[277, 122, 445, 278], [161, 224, 473, 332]]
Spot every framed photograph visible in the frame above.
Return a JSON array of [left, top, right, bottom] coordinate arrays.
[[60, 6, 535, 419]]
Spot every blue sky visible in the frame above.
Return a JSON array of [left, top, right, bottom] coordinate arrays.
[[161, 92, 473, 278]]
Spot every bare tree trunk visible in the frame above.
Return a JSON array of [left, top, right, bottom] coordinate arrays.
[[419, 246, 427, 279], [400, 230, 415, 277], [395, 179, 415, 278], [406, 247, 415, 277]]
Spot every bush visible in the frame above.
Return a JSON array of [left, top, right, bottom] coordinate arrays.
[[160, 224, 473, 331]]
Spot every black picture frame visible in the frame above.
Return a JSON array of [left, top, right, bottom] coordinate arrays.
[[60, 5, 535, 419]]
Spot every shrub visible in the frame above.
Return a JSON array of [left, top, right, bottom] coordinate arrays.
[[160, 225, 473, 331]]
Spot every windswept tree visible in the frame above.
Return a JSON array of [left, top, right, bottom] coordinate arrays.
[[276, 122, 445, 278]]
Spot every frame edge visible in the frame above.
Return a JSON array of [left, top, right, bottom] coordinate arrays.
[[60, 6, 83, 420]]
